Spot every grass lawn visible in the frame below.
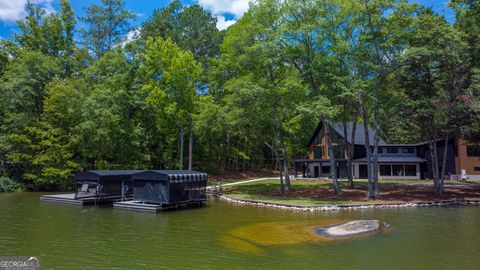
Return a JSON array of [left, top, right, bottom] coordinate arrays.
[[220, 178, 480, 207]]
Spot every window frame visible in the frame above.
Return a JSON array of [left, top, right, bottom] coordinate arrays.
[[404, 164, 417, 176], [379, 165, 392, 176], [467, 145, 480, 157], [387, 147, 399, 154]]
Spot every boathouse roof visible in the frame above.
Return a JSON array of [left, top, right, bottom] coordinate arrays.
[[74, 170, 144, 181], [132, 170, 208, 182]]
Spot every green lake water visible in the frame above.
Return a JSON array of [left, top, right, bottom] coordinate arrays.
[[0, 193, 479, 270]]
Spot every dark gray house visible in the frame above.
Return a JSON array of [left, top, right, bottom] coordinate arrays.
[[294, 121, 458, 180]]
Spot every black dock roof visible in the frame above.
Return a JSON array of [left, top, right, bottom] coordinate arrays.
[[133, 170, 208, 182], [74, 170, 208, 182], [74, 170, 144, 181]]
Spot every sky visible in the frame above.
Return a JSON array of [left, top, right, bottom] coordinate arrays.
[[0, 0, 454, 40]]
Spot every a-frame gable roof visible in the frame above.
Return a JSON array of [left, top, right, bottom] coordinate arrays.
[[308, 121, 388, 146]]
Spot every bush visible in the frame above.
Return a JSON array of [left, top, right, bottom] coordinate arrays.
[[0, 175, 23, 192]]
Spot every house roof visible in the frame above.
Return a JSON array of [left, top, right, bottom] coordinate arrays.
[[308, 121, 388, 147], [354, 156, 427, 163]]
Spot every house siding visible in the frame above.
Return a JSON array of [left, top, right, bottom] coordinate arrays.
[[455, 139, 480, 177]]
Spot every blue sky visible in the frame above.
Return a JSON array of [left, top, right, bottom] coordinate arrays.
[[0, 0, 454, 40]]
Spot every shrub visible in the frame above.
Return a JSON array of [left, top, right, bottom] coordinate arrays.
[[0, 175, 24, 192]]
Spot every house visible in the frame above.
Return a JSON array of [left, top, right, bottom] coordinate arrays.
[[294, 121, 480, 180]]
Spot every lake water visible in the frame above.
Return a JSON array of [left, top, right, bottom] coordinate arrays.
[[0, 193, 479, 270]]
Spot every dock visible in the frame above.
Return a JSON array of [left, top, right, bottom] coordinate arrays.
[[40, 193, 128, 205], [113, 200, 205, 213]]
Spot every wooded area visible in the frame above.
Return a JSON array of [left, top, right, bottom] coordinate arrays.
[[0, 0, 479, 195]]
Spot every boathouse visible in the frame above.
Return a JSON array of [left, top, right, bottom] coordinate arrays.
[[73, 170, 142, 200], [131, 170, 208, 205]]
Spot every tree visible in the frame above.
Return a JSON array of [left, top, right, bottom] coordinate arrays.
[[141, 0, 223, 95], [80, 0, 136, 59], [16, 0, 76, 58], [141, 1, 222, 64], [0, 50, 61, 189], [400, 9, 477, 195], [352, 0, 417, 198], [450, 0, 480, 70], [140, 37, 202, 170]]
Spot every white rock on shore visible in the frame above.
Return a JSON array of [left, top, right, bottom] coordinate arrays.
[[319, 220, 386, 238], [215, 194, 480, 212]]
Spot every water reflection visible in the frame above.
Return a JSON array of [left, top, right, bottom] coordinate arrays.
[[0, 193, 479, 270]]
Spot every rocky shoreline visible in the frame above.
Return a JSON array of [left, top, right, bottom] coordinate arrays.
[[214, 194, 480, 212]]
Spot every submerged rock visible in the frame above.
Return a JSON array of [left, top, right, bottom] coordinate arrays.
[[315, 220, 389, 239]]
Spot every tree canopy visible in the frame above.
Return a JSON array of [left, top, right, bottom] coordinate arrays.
[[0, 0, 478, 194]]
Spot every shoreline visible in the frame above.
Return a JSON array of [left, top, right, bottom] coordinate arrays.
[[214, 194, 480, 212]]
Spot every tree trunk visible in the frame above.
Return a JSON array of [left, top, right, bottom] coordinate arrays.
[[267, 141, 284, 194], [429, 137, 439, 191], [226, 132, 230, 171], [281, 140, 291, 191], [323, 118, 342, 195], [372, 78, 381, 198], [343, 115, 357, 189], [279, 161, 285, 194], [359, 97, 373, 198], [439, 133, 450, 196], [188, 118, 193, 170], [179, 125, 184, 170]]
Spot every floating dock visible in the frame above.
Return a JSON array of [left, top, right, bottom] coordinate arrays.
[[113, 200, 204, 213], [40, 193, 127, 205]]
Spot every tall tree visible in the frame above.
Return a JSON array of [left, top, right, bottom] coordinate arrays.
[[16, 0, 76, 59], [353, 0, 417, 198], [0, 50, 61, 188], [141, 1, 222, 65], [81, 0, 136, 59], [401, 9, 477, 195], [140, 37, 202, 170]]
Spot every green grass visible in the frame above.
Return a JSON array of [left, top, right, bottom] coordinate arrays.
[[225, 193, 356, 206], [221, 178, 434, 207]]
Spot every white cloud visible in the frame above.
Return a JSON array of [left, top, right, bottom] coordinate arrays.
[[197, 0, 250, 29], [198, 0, 250, 18], [216, 16, 236, 30], [0, 0, 54, 23], [119, 28, 141, 47]]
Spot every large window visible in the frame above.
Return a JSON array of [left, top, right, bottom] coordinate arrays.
[[392, 165, 404, 176], [404, 165, 417, 176], [474, 167, 480, 172], [467, 145, 480, 157], [403, 147, 415, 154], [332, 146, 345, 159], [380, 164, 417, 177], [330, 130, 343, 144], [387, 147, 399, 154], [314, 132, 323, 145], [355, 146, 366, 158], [380, 165, 392, 176], [313, 146, 323, 159]]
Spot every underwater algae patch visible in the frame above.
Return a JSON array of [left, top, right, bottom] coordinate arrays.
[[220, 220, 345, 254]]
